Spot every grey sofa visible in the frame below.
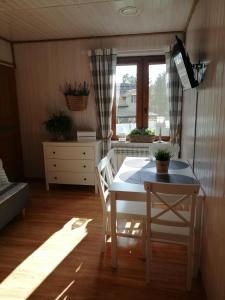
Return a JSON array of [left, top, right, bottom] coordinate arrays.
[[0, 159, 28, 230]]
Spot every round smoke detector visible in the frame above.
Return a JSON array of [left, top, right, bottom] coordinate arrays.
[[119, 6, 139, 16]]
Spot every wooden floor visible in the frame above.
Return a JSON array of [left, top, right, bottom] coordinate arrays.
[[0, 182, 206, 300]]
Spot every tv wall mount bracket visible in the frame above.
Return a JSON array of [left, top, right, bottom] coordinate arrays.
[[192, 61, 208, 83]]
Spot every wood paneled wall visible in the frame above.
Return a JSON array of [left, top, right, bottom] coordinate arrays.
[[0, 39, 13, 65], [14, 32, 180, 178], [0, 65, 23, 180], [182, 0, 225, 299]]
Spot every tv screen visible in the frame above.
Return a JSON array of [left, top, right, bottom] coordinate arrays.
[[172, 36, 198, 90]]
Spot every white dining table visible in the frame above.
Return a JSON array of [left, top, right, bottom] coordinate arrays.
[[109, 156, 202, 270]]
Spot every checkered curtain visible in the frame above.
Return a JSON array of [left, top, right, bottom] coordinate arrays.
[[89, 48, 117, 156], [166, 51, 183, 145]]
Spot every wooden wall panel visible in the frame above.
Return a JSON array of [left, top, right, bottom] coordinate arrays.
[[0, 0, 190, 41], [14, 32, 181, 178], [0, 39, 13, 65], [181, 88, 197, 167], [0, 65, 23, 180], [182, 0, 225, 299]]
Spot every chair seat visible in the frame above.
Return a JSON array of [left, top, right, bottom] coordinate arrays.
[[106, 200, 146, 238], [106, 200, 146, 218]]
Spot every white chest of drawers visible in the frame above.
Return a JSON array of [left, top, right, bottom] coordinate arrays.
[[43, 141, 101, 192]]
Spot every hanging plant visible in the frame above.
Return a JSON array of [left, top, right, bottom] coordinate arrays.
[[61, 81, 90, 111]]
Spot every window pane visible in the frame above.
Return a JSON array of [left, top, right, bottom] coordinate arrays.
[[115, 65, 137, 135], [148, 64, 170, 136]]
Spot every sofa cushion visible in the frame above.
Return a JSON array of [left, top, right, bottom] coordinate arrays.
[[0, 183, 18, 195], [0, 182, 29, 230], [0, 168, 9, 185], [0, 183, 28, 203], [0, 159, 9, 185]]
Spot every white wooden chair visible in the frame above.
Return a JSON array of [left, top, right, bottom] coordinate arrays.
[[106, 148, 117, 177], [96, 157, 146, 254], [149, 143, 180, 159], [144, 181, 200, 290]]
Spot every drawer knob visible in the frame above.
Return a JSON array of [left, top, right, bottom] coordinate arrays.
[[53, 151, 56, 154], [83, 152, 86, 155], [53, 164, 56, 167], [54, 176, 57, 180], [83, 165, 86, 168], [83, 178, 87, 181]]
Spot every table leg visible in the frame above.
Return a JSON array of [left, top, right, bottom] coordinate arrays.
[[110, 191, 118, 268]]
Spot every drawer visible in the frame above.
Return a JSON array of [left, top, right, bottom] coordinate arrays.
[[47, 172, 95, 185], [44, 146, 94, 159], [46, 159, 94, 172]]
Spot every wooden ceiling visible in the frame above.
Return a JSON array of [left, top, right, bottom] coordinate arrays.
[[0, 0, 195, 42]]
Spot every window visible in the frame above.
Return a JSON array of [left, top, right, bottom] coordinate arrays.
[[112, 56, 170, 139]]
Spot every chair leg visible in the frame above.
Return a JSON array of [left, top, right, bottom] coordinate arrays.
[[101, 229, 106, 253], [141, 220, 146, 260], [145, 220, 151, 283], [146, 194, 151, 284], [101, 217, 108, 253], [193, 197, 204, 278], [193, 229, 199, 278], [19, 208, 26, 219], [22, 208, 26, 217], [186, 238, 194, 290], [146, 236, 151, 283]]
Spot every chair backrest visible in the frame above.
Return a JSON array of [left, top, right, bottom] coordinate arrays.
[[107, 148, 117, 176], [149, 143, 180, 159], [144, 181, 200, 228], [96, 157, 114, 215]]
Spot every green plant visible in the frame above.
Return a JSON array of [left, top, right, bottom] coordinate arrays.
[[43, 111, 73, 139], [144, 128, 155, 136], [154, 149, 173, 161], [129, 128, 155, 136], [62, 81, 90, 96], [129, 128, 142, 136]]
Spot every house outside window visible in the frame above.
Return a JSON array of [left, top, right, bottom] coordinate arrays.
[[112, 56, 170, 140]]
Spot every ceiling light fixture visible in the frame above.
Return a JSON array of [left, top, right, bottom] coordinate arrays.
[[119, 5, 139, 16]]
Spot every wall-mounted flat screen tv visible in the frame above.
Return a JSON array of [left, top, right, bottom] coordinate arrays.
[[172, 36, 199, 90]]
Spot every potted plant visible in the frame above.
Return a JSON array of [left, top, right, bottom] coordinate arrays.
[[154, 149, 173, 174], [62, 81, 90, 111], [128, 128, 155, 143], [43, 111, 73, 140]]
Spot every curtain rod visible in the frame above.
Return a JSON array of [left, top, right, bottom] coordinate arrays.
[[117, 48, 169, 57]]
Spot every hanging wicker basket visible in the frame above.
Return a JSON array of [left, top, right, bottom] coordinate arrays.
[[65, 95, 88, 111]]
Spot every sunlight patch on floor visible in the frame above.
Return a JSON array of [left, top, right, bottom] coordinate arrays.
[[0, 218, 92, 300], [54, 279, 75, 300]]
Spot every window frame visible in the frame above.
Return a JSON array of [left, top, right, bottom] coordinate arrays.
[[112, 55, 169, 140]]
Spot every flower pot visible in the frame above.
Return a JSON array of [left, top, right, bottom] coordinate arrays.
[[156, 160, 170, 174], [128, 135, 155, 143], [65, 95, 88, 111]]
